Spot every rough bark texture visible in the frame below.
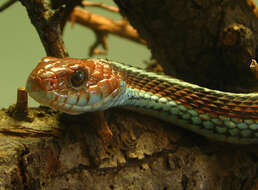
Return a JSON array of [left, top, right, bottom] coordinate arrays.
[[1, 107, 258, 190], [115, 0, 258, 91]]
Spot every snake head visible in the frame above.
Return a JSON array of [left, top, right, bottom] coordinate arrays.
[[26, 57, 126, 114]]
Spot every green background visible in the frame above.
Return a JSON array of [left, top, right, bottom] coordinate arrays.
[[0, 1, 257, 108], [0, 0, 150, 108]]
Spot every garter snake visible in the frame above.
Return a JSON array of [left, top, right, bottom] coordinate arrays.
[[26, 57, 258, 144]]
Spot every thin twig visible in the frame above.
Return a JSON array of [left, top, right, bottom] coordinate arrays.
[[250, 59, 258, 79], [70, 8, 146, 45], [89, 30, 108, 56], [0, 0, 17, 12], [82, 1, 119, 13]]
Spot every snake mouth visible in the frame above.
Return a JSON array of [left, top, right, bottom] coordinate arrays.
[[26, 75, 72, 113]]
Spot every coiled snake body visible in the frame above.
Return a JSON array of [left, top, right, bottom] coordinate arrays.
[[26, 57, 258, 144]]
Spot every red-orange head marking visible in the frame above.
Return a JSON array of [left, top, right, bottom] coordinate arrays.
[[26, 57, 126, 114]]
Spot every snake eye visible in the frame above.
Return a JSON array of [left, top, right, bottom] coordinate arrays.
[[71, 68, 87, 87]]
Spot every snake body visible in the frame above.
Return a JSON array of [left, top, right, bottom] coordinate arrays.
[[26, 57, 258, 144]]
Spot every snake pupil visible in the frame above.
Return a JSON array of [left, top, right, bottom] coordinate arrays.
[[71, 68, 87, 87]]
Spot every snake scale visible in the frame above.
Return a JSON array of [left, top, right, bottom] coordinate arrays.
[[26, 57, 258, 144]]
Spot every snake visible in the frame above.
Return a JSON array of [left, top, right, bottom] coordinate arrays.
[[25, 57, 258, 144]]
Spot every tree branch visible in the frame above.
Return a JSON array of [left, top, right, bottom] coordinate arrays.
[[0, 0, 17, 12], [70, 8, 146, 46], [19, 0, 81, 58], [82, 1, 119, 12]]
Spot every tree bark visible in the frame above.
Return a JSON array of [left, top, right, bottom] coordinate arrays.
[[115, 0, 258, 91], [0, 107, 258, 190]]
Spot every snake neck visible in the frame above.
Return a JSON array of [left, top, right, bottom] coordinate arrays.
[[94, 59, 258, 144], [104, 59, 258, 120]]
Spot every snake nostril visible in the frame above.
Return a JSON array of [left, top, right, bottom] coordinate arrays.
[[26, 77, 40, 92], [26, 76, 48, 92]]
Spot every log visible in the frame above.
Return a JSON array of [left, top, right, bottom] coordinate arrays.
[[0, 107, 258, 189]]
